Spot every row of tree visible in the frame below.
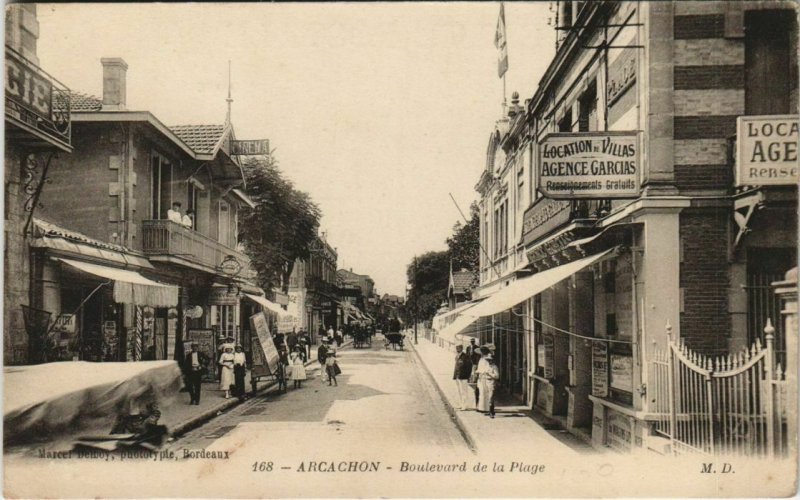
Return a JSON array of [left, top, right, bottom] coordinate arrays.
[[238, 155, 321, 293], [404, 202, 480, 322]]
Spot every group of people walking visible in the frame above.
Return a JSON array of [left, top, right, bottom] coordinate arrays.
[[453, 339, 500, 418]]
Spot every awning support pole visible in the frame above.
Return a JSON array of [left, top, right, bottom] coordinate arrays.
[[42, 280, 111, 362]]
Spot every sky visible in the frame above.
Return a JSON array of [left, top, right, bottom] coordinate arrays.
[[36, 2, 555, 296]]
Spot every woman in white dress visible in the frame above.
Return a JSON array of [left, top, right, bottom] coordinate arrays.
[[476, 352, 499, 417], [289, 346, 307, 389], [218, 347, 235, 399]]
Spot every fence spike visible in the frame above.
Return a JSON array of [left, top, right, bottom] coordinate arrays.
[[705, 357, 712, 371], [744, 347, 751, 361], [755, 337, 762, 352], [776, 363, 784, 379]]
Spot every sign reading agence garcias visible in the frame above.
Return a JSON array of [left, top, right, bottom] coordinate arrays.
[[538, 132, 640, 199], [736, 115, 799, 186]]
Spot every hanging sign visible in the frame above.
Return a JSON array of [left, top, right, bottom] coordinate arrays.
[[538, 132, 640, 199], [735, 115, 799, 186], [232, 139, 270, 155], [52, 314, 76, 334], [591, 341, 609, 397]]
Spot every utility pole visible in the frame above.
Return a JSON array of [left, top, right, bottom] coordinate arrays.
[[413, 255, 418, 345]]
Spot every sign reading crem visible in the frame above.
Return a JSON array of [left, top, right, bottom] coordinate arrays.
[[232, 139, 270, 155], [537, 132, 640, 199], [736, 115, 799, 186]]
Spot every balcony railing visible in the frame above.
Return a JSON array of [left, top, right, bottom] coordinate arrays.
[[141, 220, 255, 279], [5, 47, 71, 150], [522, 197, 611, 245]]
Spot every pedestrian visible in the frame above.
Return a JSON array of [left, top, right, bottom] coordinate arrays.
[[290, 346, 307, 389], [453, 345, 473, 410], [167, 201, 183, 224], [317, 341, 329, 383], [335, 327, 343, 347], [469, 342, 483, 406], [218, 346, 235, 399], [183, 342, 208, 405], [477, 352, 500, 418], [277, 347, 290, 392], [325, 351, 340, 386], [327, 325, 335, 344], [233, 344, 247, 400]]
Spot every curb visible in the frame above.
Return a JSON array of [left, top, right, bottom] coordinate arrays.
[[169, 341, 353, 439], [407, 339, 477, 453]]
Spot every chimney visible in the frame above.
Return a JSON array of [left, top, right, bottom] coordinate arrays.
[[101, 58, 128, 110]]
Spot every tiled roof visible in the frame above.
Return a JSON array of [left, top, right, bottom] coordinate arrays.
[[33, 218, 128, 252], [452, 270, 476, 294], [68, 92, 103, 112], [169, 124, 226, 154]]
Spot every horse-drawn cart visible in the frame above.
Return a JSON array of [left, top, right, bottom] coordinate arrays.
[[384, 332, 404, 350]]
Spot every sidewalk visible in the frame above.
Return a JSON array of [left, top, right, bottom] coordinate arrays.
[[410, 336, 591, 456], [162, 342, 349, 437]]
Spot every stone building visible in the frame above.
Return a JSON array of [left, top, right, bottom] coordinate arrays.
[[444, 0, 797, 452], [4, 4, 73, 364]]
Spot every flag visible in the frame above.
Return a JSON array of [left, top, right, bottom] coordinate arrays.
[[495, 2, 508, 78]]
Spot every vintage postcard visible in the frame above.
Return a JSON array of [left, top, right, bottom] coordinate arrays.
[[3, 1, 798, 498]]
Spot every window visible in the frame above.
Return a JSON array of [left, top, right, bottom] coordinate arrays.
[[745, 10, 797, 115], [578, 81, 598, 132], [150, 152, 172, 219], [558, 109, 573, 132], [186, 182, 198, 230]]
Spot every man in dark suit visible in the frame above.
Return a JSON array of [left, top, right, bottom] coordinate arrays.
[[183, 342, 209, 405], [453, 345, 473, 410]]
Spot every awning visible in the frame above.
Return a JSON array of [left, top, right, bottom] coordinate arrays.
[[432, 300, 481, 333], [58, 258, 178, 307], [244, 293, 294, 319], [441, 248, 617, 340]]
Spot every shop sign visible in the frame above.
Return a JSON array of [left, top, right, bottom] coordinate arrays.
[[52, 314, 76, 334], [606, 412, 632, 452], [606, 47, 637, 106], [591, 341, 609, 397], [538, 132, 640, 199], [610, 354, 633, 393], [250, 312, 279, 377], [209, 286, 238, 305], [232, 139, 270, 156], [735, 115, 799, 186], [522, 197, 572, 244], [5, 48, 70, 146], [537, 344, 546, 368], [219, 255, 242, 276]]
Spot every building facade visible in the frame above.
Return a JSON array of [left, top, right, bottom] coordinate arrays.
[[4, 4, 73, 364], [24, 57, 271, 366], [468, 0, 797, 453]]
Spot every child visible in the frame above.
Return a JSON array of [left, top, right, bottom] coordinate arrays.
[[325, 352, 339, 386]]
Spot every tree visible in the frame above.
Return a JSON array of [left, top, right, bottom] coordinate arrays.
[[239, 154, 321, 292], [406, 251, 450, 321], [446, 201, 480, 287]]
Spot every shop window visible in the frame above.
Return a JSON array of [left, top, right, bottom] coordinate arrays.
[[603, 271, 616, 294], [605, 313, 617, 337], [745, 10, 797, 115]]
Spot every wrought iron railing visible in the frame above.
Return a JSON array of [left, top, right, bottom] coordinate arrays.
[[141, 220, 255, 279], [5, 46, 71, 148]]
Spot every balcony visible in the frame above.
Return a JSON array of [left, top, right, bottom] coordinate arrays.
[[141, 220, 255, 280], [5, 47, 71, 152], [522, 197, 611, 246]]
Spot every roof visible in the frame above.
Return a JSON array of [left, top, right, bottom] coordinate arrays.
[[451, 270, 476, 295], [68, 92, 103, 112], [34, 217, 128, 253], [169, 124, 227, 154]]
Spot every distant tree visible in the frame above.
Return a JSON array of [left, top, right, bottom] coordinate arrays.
[[406, 251, 449, 321], [239, 155, 321, 292], [446, 201, 480, 287]]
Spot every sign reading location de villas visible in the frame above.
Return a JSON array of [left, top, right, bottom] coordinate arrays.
[[538, 132, 640, 199], [736, 115, 799, 186]]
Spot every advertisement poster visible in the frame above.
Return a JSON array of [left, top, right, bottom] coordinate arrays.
[[250, 311, 279, 377]]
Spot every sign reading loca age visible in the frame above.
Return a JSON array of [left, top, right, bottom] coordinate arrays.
[[736, 115, 799, 186], [538, 132, 640, 199]]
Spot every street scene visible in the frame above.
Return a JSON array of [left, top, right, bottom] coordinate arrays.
[[3, 1, 799, 498]]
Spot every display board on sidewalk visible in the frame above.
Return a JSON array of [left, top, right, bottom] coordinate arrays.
[[250, 312, 279, 378], [184, 328, 216, 382]]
